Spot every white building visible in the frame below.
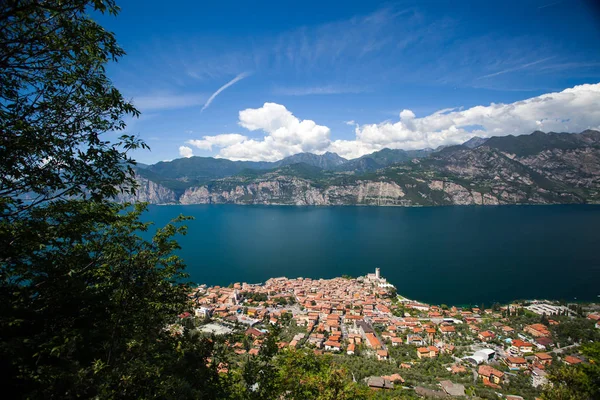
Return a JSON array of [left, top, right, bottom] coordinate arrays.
[[525, 303, 570, 316], [531, 367, 548, 388], [195, 306, 212, 318]]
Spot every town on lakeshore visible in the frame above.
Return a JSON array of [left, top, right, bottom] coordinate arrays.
[[176, 268, 600, 399]]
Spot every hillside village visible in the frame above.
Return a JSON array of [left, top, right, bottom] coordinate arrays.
[[176, 269, 600, 399]]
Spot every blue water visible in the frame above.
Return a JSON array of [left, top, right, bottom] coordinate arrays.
[[140, 204, 600, 306]]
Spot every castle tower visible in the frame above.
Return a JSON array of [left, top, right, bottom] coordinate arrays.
[[375, 268, 380, 280]]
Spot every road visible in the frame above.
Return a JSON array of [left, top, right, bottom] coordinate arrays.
[[551, 343, 579, 354]]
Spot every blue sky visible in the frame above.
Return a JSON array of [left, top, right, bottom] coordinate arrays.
[[97, 0, 600, 163]]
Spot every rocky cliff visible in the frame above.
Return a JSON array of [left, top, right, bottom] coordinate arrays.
[[120, 130, 600, 206], [115, 175, 177, 204], [178, 178, 407, 206]]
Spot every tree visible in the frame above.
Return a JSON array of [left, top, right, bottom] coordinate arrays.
[[541, 312, 549, 326], [0, 0, 145, 218], [275, 350, 369, 400], [0, 201, 228, 398], [552, 319, 600, 345], [542, 342, 600, 400], [0, 1, 224, 398]]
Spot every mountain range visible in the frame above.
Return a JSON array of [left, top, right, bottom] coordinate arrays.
[[118, 130, 600, 206]]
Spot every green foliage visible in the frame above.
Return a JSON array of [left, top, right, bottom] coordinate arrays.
[[0, 2, 222, 398], [0, 200, 230, 398], [387, 344, 416, 363], [332, 354, 399, 382], [504, 372, 543, 400], [274, 350, 369, 400], [551, 318, 600, 345], [543, 342, 600, 400], [224, 334, 368, 399], [0, 0, 145, 216], [485, 131, 582, 157], [241, 291, 268, 302]]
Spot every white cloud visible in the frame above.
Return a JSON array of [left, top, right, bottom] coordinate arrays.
[[187, 103, 331, 161], [330, 82, 600, 159], [181, 83, 600, 161], [187, 134, 247, 151], [178, 146, 194, 158], [201, 72, 251, 111]]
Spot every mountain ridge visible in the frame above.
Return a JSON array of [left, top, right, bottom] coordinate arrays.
[[119, 130, 600, 206]]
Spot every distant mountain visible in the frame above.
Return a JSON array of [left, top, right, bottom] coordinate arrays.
[[123, 130, 600, 206], [134, 152, 348, 193], [274, 152, 347, 169], [484, 131, 573, 156], [135, 148, 427, 190], [134, 162, 150, 169], [462, 136, 488, 148], [336, 148, 432, 172], [146, 157, 260, 180], [483, 130, 600, 156]]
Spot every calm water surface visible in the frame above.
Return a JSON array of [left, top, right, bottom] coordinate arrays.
[[141, 204, 600, 306]]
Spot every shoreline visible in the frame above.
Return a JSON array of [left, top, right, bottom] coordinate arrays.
[[194, 273, 600, 309], [152, 202, 600, 208], [189, 272, 600, 307]]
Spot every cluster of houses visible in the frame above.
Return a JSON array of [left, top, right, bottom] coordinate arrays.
[[467, 323, 589, 390], [186, 272, 595, 396], [191, 271, 466, 360]]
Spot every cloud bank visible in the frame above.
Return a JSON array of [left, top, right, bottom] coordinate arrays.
[[186, 83, 600, 161]]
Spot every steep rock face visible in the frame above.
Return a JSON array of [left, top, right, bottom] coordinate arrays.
[[424, 146, 584, 204], [179, 179, 407, 206], [440, 181, 478, 205], [427, 180, 496, 205], [115, 176, 177, 204], [433, 147, 535, 185], [519, 148, 600, 193], [179, 186, 211, 204], [322, 181, 406, 205]]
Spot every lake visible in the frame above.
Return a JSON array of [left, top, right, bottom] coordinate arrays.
[[141, 204, 600, 306]]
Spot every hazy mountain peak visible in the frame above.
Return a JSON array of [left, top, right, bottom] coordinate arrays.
[[462, 136, 488, 148], [275, 152, 347, 169]]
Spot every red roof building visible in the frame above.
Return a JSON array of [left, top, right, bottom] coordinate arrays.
[[564, 355, 583, 366]]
